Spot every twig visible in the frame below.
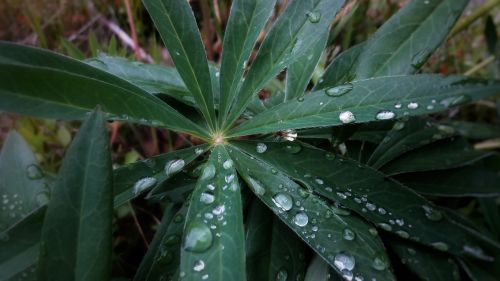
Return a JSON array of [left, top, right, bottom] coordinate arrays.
[[464, 55, 496, 76], [68, 15, 101, 42], [128, 202, 149, 248], [123, 0, 141, 60], [450, 0, 500, 37], [474, 138, 500, 150]]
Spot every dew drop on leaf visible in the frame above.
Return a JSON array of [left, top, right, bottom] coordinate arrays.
[[407, 102, 419, 110], [325, 84, 353, 97], [200, 163, 216, 180], [200, 192, 215, 204], [223, 159, 233, 170], [396, 230, 410, 239], [297, 96, 304, 102], [394, 103, 403, 109], [195, 147, 204, 155], [193, 260, 205, 272], [365, 202, 376, 211], [284, 142, 302, 154], [339, 111, 356, 124], [343, 228, 356, 241], [372, 253, 388, 271], [378, 223, 392, 232], [334, 252, 355, 271], [422, 205, 442, 221], [133, 177, 157, 195], [293, 212, 309, 227], [431, 242, 449, 252], [164, 158, 185, 177], [272, 193, 293, 211], [306, 11, 321, 23], [26, 164, 43, 179], [375, 110, 396, 120], [256, 143, 267, 153], [275, 268, 288, 281], [184, 221, 213, 253], [248, 177, 266, 195]]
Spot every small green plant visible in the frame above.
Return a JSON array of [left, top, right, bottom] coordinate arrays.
[[1, 0, 500, 280]]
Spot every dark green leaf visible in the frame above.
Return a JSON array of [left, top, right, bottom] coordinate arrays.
[[225, 0, 345, 128], [146, 172, 197, 204], [355, 0, 468, 78], [304, 255, 337, 281], [143, 0, 216, 130], [0, 130, 50, 230], [459, 259, 498, 281], [479, 198, 500, 240], [232, 140, 500, 260], [113, 145, 208, 207], [180, 146, 245, 280], [440, 121, 500, 140], [230, 144, 396, 281], [38, 109, 113, 281], [245, 199, 272, 281], [0, 42, 209, 139], [218, 0, 277, 124], [229, 75, 500, 137]]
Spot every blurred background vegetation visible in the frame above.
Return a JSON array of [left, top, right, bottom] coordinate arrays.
[[0, 0, 499, 278]]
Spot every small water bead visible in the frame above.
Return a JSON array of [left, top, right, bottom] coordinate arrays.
[[372, 254, 388, 271], [431, 242, 449, 252], [248, 177, 266, 195], [422, 205, 442, 221], [184, 221, 213, 253], [365, 203, 376, 211], [193, 260, 205, 272], [306, 11, 321, 23], [26, 164, 44, 179], [133, 177, 157, 194], [223, 159, 233, 170], [212, 205, 226, 215], [315, 178, 324, 185], [282, 129, 298, 141], [395, 219, 405, 226], [271, 168, 278, 175], [375, 111, 396, 120], [341, 269, 354, 281], [202, 274, 209, 280], [256, 143, 268, 153], [378, 208, 387, 215], [272, 193, 293, 211], [297, 96, 304, 102], [407, 102, 419, 110], [334, 252, 355, 271], [343, 228, 356, 241], [396, 230, 410, 239], [201, 163, 216, 180], [225, 174, 235, 183], [195, 147, 205, 155], [378, 223, 392, 232], [369, 228, 378, 236], [200, 192, 215, 204], [275, 269, 288, 281], [207, 184, 216, 191], [165, 159, 185, 177], [394, 103, 402, 109], [284, 142, 302, 154], [339, 111, 356, 124], [293, 212, 309, 227], [426, 104, 434, 110], [393, 121, 405, 130], [325, 84, 353, 97]]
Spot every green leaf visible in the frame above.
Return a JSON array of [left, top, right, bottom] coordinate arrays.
[[397, 163, 500, 197], [381, 138, 493, 175], [143, 0, 216, 130], [354, 0, 468, 78], [0, 130, 50, 230], [38, 109, 113, 281], [0, 207, 45, 281], [0, 42, 209, 139], [441, 121, 500, 140], [180, 146, 245, 280], [245, 199, 272, 281], [229, 144, 396, 281], [231, 140, 500, 260], [389, 238, 461, 281], [112, 145, 208, 207], [218, 0, 277, 124], [60, 38, 85, 60], [459, 259, 498, 281], [479, 198, 500, 239], [304, 255, 336, 281], [229, 75, 500, 137], [133, 203, 180, 281], [86, 55, 191, 102], [146, 172, 197, 204], [224, 0, 345, 128]]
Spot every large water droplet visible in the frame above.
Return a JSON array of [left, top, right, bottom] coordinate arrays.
[[422, 205, 442, 221], [339, 111, 356, 124], [306, 11, 321, 23], [343, 228, 356, 241], [212, 205, 226, 215], [375, 110, 395, 120], [293, 212, 309, 227], [184, 221, 213, 253], [431, 242, 449, 252], [272, 193, 293, 211], [133, 177, 157, 194], [223, 159, 233, 170], [165, 159, 185, 177], [200, 192, 215, 204], [372, 253, 388, 271], [26, 164, 43, 179], [193, 260, 205, 272], [275, 268, 288, 281], [256, 143, 267, 153], [325, 84, 353, 97], [334, 252, 355, 271], [201, 163, 216, 180], [284, 142, 302, 154], [248, 177, 266, 195], [407, 102, 419, 110]]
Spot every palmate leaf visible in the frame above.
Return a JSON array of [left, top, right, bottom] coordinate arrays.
[[113, 145, 209, 207], [229, 75, 500, 137], [229, 145, 396, 281], [231, 141, 500, 260], [143, 0, 217, 130], [0, 42, 209, 139], [224, 0, 345, 128], [218, 0, 277, 125], [38, 109, 113, 281], [180, 146, 245, 280]]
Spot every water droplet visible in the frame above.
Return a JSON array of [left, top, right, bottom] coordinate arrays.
[[422, 205, 442, 221], [372, 254, 388, 271], [284, 142, 302, 154], [375, 110, 395, 120], [306, 11, 321, 23], [272, 193, 293, 211], [200, 192, 215, 204], [396, 230, 410, 239], [193, 260, 205, 272], [365, 203, 376, 211], [314, 178, 324, 185], [339, 111, 356, 124], [282, 129, 298, 141], [297, 96, 304, 102], [293, 212, 309, 227], [343, 228, 356, 241], [431, 242, 449, 252], [256, 143, 267, 153], [407, 102, 419, 110], [248, 177, 266, 195], [223, 159, 233, 170], [184, 221, 213, 252], [426, 104, 434, 110], [36, 191, 50, 206], [394, 103, 402, 109], [325, 153, 335, 160], [26, 164, 43, 179], [271, 168, 278, 175], [212, 205, 226, 215], [325, 84, 353, 97], [195, 147, 204, 155], [225, 174, 235, 183], [334, 252, 355, 271], [276, 268, 288, 281], [369, 228, 378, 236], [201, 163, 216, 180], [392, 121, 405, 130], [378, 223, 392, 232], [165, 159, 185, 177], [133, 177, 157, 194], [378, 208, 387, 215]]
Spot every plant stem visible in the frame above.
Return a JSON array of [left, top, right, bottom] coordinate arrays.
[[128, 202, 149, 248], [450, 0, 500, 37], [464, 55, 496, 76]]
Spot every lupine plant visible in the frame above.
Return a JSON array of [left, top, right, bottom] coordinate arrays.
[[1, 0, 500, 280]]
